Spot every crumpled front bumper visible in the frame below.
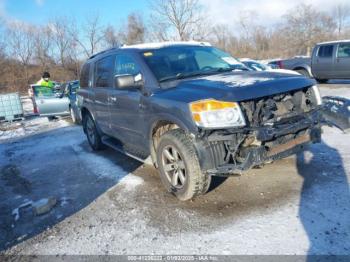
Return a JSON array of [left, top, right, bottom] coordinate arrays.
[[192, 96, 350, 176], [193, 110, 323, 175]]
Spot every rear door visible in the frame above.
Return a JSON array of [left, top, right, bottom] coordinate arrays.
[[92, 55, 115, 133], [312, 44, 335, 79], [33, 86, 70, 116], [108, 53, 144, 147], [334, 42, 350, 78]]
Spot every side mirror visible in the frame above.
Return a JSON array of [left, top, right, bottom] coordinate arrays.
[[114, 74, 143, 89]]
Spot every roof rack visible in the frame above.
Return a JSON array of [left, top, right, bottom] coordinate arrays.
[[121, 41, 212, 50]]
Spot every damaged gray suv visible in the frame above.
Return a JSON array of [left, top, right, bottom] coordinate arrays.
[[78, 42, 350, 201]]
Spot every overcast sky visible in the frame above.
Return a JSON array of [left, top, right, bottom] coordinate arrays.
[[0, 0, 349, 30], [200, 0, 350, 29]]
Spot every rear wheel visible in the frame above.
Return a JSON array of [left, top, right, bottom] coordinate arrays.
[[156, 129, 210, 201], [295, 69, 310, 77], [83, 113, 104, 151]]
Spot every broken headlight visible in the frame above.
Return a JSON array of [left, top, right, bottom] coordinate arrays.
[[189, 99, 246, 128]]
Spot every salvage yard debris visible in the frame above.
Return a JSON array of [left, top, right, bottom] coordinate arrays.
[[11, 197, 57, 222], [32, 197, 57, 216]]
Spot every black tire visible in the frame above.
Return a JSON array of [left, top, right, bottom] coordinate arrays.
[[201, 174, 212, 194], [315, 78, 328, 84], [295, 69, 310, 78], [83, 113, 104, 151], [156, 129, 210, 201]]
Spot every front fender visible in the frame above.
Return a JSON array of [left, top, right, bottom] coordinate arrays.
[[147, 113, 197, 141]]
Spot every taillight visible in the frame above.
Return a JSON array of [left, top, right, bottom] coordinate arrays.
[[33, 104, 39, 114], [277, 61, 284, 69]]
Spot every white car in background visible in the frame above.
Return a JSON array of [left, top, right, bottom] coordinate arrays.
[[240, 58, 301, 75]]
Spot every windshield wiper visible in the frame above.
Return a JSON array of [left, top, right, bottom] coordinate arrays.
[[159, 71, 211, 83], [230, 65, 250, 71], [214, 68, 234, 73], [159, 68, 240, 82]]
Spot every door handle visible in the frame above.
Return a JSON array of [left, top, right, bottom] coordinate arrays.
[[110, 97, 117, 102]]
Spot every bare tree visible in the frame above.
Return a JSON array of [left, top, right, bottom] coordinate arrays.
[[50, 17, 75, 67], [0, 19, 7, 88], [124, 13, 145, 44], [211, 24, 231, 51], [73, 14, 105, 57], [7, 21, 36, 85], [34, 25, 54, 71], [64, 43, 82, 79], [283, 4, 336, 56], [333, 4, 350, 37], [149, 0, 206, 41], [104, 25, 120, 48]]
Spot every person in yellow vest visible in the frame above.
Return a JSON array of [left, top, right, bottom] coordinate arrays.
[[36, 72, 54, 88]]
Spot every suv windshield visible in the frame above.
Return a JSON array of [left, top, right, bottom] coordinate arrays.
[[141, 46, 248, 82]]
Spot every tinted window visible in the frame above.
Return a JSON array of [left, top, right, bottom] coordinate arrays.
[[95, 55, 115, 88], [80, 63, 90, 88], [115, 54, 140, 76], [318, 45, 334, 58], [337, 43, 350, 58]]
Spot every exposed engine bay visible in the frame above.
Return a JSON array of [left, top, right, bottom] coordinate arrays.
[[195, 86, 327, 175], [240, 86, 320, 126]]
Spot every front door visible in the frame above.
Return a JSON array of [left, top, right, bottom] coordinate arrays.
[[108, 53, 145, 150], [33, 86, 70, 116], [92, 55, 115, 133], [312, 44, 335, 79], [334, 42, 350, 79]]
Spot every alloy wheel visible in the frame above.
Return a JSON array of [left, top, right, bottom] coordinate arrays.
[[161, 145, 187, 188]]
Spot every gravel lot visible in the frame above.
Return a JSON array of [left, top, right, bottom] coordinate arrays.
[[0, 83, 349, 256]]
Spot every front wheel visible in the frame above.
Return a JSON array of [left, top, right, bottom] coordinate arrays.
[[156, 129, 210, 201]]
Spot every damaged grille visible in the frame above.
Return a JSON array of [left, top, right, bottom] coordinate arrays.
[[240, 86, 318, 126]]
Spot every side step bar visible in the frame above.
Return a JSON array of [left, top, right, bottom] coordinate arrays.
[[101, 136, 153, 165]]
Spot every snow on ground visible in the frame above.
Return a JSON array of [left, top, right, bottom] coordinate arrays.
[[0, 117, 71, 141]]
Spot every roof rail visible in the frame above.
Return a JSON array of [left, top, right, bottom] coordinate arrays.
[[88, 46, 120, 60]]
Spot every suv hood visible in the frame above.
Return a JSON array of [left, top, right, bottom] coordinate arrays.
[[158, 71, 316, 103]]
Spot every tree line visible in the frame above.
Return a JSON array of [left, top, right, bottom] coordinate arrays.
[[0, 0, 349, 94]]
